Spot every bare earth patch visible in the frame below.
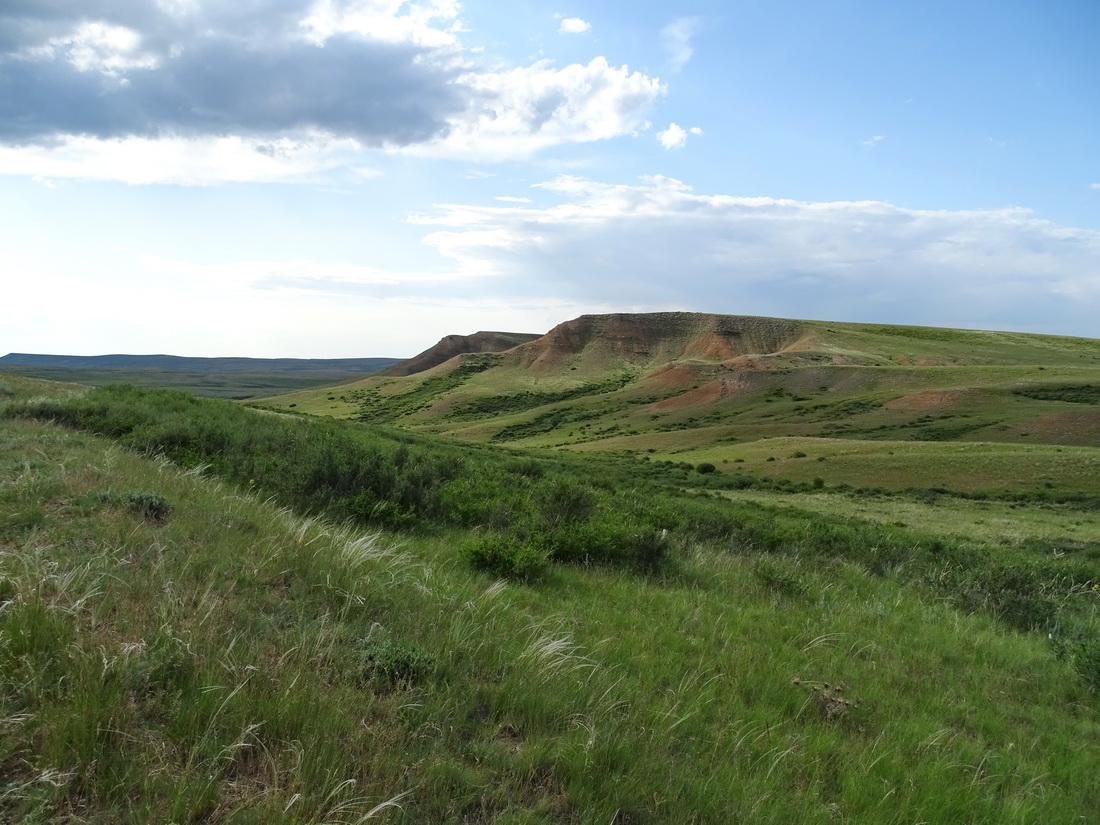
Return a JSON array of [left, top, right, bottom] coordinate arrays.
[[884, 389, 970, 411]]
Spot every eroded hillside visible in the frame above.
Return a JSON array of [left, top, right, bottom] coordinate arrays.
[[257, 312, 1100, 462], [382, 330, 541, 377]]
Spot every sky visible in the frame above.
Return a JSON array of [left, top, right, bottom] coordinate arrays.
[[2, 0, 1098, 358]]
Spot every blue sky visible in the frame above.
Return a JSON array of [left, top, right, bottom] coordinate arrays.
[[2, 0, 1098, 357]]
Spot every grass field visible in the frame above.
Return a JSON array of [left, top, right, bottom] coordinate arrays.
[[5, 374, 1100, 821], [723, 487, 1100, 549], [632, 436, 1100, 496]]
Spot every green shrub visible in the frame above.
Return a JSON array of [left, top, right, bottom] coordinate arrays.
[[935, 562, 1059, 632], [536, 479, 596, 528], [752, 557, 810, 600], [464, 534, 549, 582], [100, 490, 172, 523], [1065, 637, 1100, 691], [536, 521, 669, 572], [696, 462, 717, 474], [357, 638, 434, 687]]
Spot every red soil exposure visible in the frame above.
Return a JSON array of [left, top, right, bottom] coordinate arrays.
[[640, 363, 706, 393], [651, 375, 755, 411], [511, 312, 807, 372], [884, 389, 971, 411]]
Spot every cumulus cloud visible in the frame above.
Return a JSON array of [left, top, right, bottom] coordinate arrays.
[[411, 175, 1100, 334], [0, 0, 663, 179], [408, 57, 663, 160], [558, 17, 591, 35], [656, 122, 700, 149], [657, 123, 686, 149], [661, 17, 699, 72]]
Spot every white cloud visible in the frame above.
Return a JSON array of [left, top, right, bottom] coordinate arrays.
[[1091, 183, 1100, 190], [558, 17, 591, 35], [861, 135, 885, 147], [0, 134, 377, 186], [495, 196, 533, 202], [298, 0, 463, 48], [661, 17, 700, 72], [0, 0, 664, 178], [406, 57, 664, 160], [412, 175, 1100, 334], [657, 123, 685, 149], [656, 123, 701, 149]]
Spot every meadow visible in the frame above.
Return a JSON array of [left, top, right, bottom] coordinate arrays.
[[3, 375, 1100, 822]]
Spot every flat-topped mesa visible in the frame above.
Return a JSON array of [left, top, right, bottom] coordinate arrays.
[[383, 330, 541, 377], [511, 312, 808, 371]]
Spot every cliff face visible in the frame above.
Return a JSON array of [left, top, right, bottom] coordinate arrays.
[[382, 331, 541, 377], [507, 313, 809, 372]]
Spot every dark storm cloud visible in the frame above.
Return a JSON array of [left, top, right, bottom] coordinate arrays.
[[0, 1, 467, 145]]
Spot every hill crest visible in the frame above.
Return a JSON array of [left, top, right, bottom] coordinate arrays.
[[383, 330, 541, 376]]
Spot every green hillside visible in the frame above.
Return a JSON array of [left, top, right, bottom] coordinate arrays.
[[4, 376, 1100, 822]]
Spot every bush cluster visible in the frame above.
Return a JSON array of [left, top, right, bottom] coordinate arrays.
[[7, 386, 677, 574]]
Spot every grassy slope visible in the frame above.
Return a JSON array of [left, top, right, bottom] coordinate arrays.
[[5, 377, 1100, 822], [0, 372, 85, 402]]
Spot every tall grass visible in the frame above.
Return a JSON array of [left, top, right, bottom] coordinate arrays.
[[9, 385, 1100, 641]]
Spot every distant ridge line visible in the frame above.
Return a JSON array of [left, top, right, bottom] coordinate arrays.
[[0, 353, 403, 373]]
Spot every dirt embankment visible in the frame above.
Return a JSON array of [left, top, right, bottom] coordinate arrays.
[[383, 331, 541, 377]]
